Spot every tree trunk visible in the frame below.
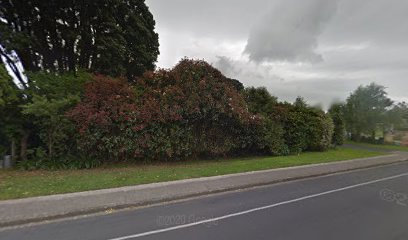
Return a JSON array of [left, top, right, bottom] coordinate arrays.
[[11, 138, 16, 161], [20, 131, 30, 161], [48, 133, 53, 159]]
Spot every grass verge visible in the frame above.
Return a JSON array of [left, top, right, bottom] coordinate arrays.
[[0, 147, 385, 200], [346, 141, 408, 152]]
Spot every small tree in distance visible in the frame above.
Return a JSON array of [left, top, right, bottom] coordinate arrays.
[[344, 83, 393, 141]]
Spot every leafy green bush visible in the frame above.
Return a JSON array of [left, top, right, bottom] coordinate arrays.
[[242, 87, 278, 116], [241, 87, 289, 156], [235, 114, 288, 156], [21, 95, 80, 159], [307, 110, 334, 151], [329, 103, 346, 146], [283, 99, 334, 153], [242, 89, 334, 154], [284, 108, 309, 153], [254, 117, 288, 155], [19, 71, 90, 160]]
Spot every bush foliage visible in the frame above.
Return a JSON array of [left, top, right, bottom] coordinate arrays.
[[69, 59, 256, 161], [329, 103, 346, 146], [2, 58, 338, 168]]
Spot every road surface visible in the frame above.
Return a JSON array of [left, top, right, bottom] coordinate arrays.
[[1, 162, 408, 240]]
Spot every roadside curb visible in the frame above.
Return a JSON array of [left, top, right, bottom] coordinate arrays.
[[1, 153, 408, 227]]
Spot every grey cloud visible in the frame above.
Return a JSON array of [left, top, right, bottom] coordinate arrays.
[[214, 56, 242, 77], [321, 0, 408, 46], [146, 0, 408, 106], [146, 0, 272, 39], [244, 0, 338, 63], [210, 56, 374, 109]]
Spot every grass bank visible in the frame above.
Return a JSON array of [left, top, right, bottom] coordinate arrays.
[[0, 147, 385, 200]]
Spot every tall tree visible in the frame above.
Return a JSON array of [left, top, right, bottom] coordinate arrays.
[[344, 83, 393, 140], [0, 63, 23, 159], [0, 0, 159, 81]]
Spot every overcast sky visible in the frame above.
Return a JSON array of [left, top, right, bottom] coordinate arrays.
[[146, 0, 408, 108]]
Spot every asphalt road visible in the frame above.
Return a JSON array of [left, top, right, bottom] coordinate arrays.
[[2, 162, 408, 240]]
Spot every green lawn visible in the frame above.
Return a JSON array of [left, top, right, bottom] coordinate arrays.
[[346, 141, 408, 152], [0, 147, 385, 200]]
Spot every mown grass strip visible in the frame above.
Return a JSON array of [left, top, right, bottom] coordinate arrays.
[[346, 141, 408, 152], [0, 147, 385, 200]]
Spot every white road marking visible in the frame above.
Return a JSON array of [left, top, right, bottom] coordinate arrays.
[[108, 172, 408, 240]]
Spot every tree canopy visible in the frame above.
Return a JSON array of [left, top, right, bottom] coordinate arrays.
[[344, 83, 393, 140], [0, 0, 159, 81], [0, 64, 18, 107], [0, 64, 23, 156], [386, 102, 408, 130]]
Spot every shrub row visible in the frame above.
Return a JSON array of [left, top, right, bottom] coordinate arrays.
[[1, 58, 337, 168], [68, 60, 256, 161], [68, 59, 335, 162]]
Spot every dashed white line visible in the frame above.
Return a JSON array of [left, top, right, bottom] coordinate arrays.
[[108, 172, 408, 240]]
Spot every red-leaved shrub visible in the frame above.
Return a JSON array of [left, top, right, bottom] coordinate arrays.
[[68, 59, 257, 161]]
